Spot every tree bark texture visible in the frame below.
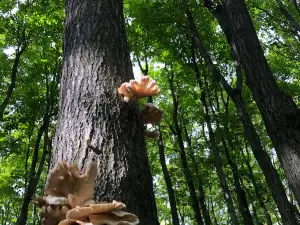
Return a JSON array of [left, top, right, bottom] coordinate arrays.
[[52, 1, 158, 224], [222, 0, 300, 206]]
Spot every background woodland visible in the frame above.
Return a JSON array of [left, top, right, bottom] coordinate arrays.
[[0, 0, 299, 224]]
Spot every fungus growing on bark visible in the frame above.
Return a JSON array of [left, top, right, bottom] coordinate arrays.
[[140, 103, 164, 125], [64, 201, 139, 225], [34, 162, 139, 225], [33, 196, 71, 225], [118, 75, 163, 140], [45, 161, 97, 207], [118, 75, 160, 102], [33, 196, 70, 206]]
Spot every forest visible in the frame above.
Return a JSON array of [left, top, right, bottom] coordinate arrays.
[[0, 0, 300, 224]]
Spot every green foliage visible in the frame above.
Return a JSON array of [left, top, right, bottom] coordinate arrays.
[[0, 0, 63, 224], [1, 0, 299, 224]]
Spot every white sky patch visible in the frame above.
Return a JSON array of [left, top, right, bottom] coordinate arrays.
[[3, 46, 16, 58], [132, 65, 141, 79]]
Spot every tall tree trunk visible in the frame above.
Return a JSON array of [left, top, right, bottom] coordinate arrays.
[[242, 145, 273, 225], [181, 115, 212, 225], [167, 70, 204, 225], [221, 137, 253, 225], [183, 2, 299, 224], [209, 89, 253, 225], [51, 1, 158, 224], [185, 21, 239, 223], [232, 93, 299, 225], [208, 185, 219, 225], [16, 70, 55, 225], [215, 0, 300, 205], [201, 91, 240, 225], [16, 116, 50, 225], [0, 28, 27, 121], [275, 0, 300, 36], [157, 125, 180, 225]]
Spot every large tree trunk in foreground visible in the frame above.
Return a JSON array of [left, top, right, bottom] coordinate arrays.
[[52, 1, 158, 224], [221, 0, 300, 206]]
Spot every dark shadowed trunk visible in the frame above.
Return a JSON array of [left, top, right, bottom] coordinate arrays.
[[208, 185, 219, 225], [51, 1, 158, 224], [16, 115, 50, 225], [157, 125, 180, 225], [222, 137, 253, 225], [16, 71, 55, 225], [215, 0, 300, 206], [232, 94, 299, 225]]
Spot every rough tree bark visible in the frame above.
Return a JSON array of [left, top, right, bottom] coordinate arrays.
[[51, 0, 158, 224]]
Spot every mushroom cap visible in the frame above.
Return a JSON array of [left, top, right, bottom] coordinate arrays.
[[89, 211, 139, 225], [127, 75, 160, 99], [45, 161, 97, 207], [66, 201, 125, 220], [140, 103, 163, 125], [39, 205, 70, 225], [118, 75, 160, 102]]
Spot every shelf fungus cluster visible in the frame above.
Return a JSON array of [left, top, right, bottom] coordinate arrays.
[[33, 161, 139, 225], [118, 75, 160, 102], [118, 75, 164, 139]]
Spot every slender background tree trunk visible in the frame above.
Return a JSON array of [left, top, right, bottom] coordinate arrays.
[[51, 1, 159, 224], [222, 0, 300, 206]]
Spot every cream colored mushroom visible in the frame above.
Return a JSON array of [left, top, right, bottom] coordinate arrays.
[[44, 161, 97, 207], [66, 201, 139, 225], [66, 201, 125, 220], [38, 205, 70, 225], [118, 75, 160, 102]]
